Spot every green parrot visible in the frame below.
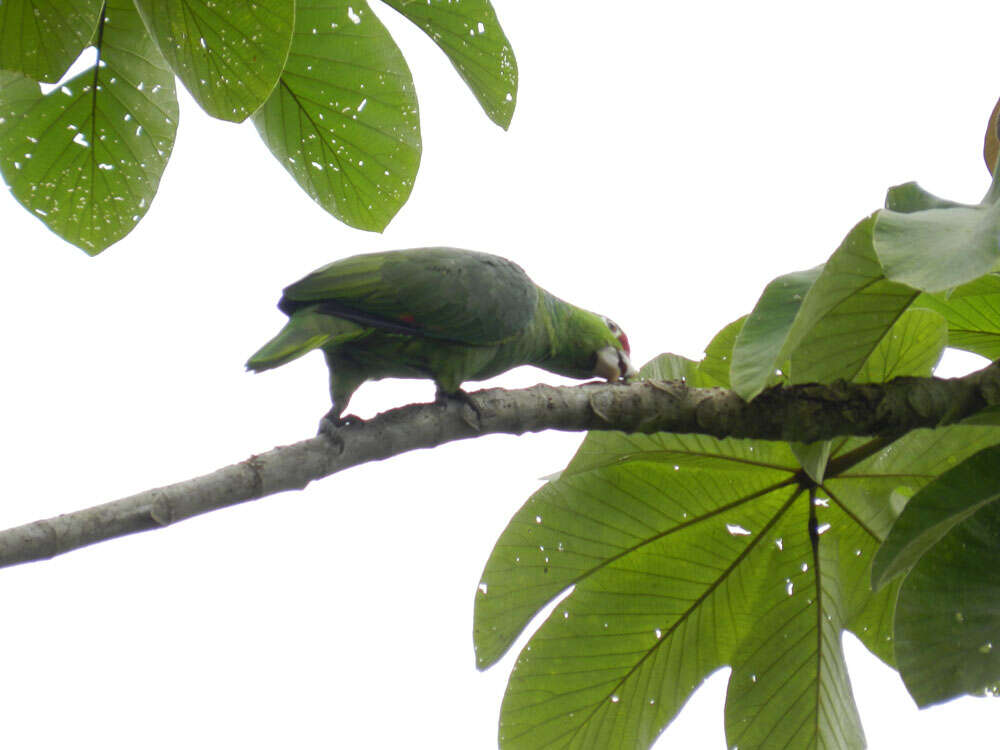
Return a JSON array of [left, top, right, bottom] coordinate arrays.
[[246, 247, 636, 429]]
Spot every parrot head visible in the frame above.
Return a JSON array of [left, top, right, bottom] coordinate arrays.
[[593, 316, 637, 382]]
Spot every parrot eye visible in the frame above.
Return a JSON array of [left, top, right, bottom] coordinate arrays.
[[601, 316, 630, 355]]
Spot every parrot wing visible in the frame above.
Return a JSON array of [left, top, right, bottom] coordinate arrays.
[[277, 248, 538, 345]]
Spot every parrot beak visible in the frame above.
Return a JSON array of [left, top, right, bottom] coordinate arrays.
[[594, 346, 638, 382]]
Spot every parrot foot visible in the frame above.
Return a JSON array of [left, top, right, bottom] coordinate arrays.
[[318, 409, 363, 440], [436, 388, 482, 431]]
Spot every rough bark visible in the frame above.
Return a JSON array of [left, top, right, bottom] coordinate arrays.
[[2, 363, 999, 569]]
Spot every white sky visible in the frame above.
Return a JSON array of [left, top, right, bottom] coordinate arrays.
[[1, 1, 997, 747]]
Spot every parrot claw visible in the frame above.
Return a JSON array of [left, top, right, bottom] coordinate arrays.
[[435, 387, 483, 430], [318, 409, 363, 439]]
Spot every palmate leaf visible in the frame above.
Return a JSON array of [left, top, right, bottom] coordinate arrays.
[[253, 0, 420, 232], [731, 216, 918, 401], [868, 443, 1000, 711], [871, 404, 1000, 707], [132, 0, 293, 122], [883, 181, 970, 213], [0, 0, 178, 253], [381, 0, 517, 128], [0, 0, 103, 82], [915, 273, 1000, 360], [874, 169, 1000, 293], [475, 308, 999, 750], [697, 317, 743, 387], [894, 497, 1000, 706], [641, 351, 700, 383], [776, 217, 918, 387], [790, 440, 831, 484], [851, 307, 946, 384], [724, 503, 862, 749], [871, 445, 1000, 590], [481, 433, 802, 749], [730, 267, 820, 398]]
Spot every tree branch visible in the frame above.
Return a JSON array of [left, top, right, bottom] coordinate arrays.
[[3, 362, 1000, 570]]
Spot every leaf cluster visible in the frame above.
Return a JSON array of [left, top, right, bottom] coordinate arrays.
[[0, 0, 517, 252], [474, 156, 1000, 748]]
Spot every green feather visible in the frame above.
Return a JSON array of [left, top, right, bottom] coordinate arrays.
[[247, 248, 632, 422], [246, 310, 365, 371], [280, 247, 537, 344]]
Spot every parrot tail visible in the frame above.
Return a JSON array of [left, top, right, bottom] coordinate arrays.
[[246, 310, 365, 372]]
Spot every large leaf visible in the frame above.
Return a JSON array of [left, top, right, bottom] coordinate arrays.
[[724, 504, 863, 750], [477, 425, 1000, 749], [871, 444, 1000, 590], [0, 0, 178, 253], [791, 440, 831, 484], [832, 428, 1000, 663], [915, 273, 1000, 360], [851, 307, 946, 384], [475, 314, 994, 749], [381, 0, 516, 128], [883, 181, 971, 213], [0, 0, 103, 82], [696, 315, 745, 388], [484, 439, 802, 749], [253, 0, 421, 232], [642, 352, 700, 384], [786, 218, 918, 387], [732, 216, 918, 400], [785, 299, 948, 553], [729, 267, 819, 398], [874, 169, 1000, 293], [133, 0, 293, 122], [894, 498, 1000, 706]]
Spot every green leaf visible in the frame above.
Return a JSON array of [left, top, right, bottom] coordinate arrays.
[[698, 316, 746, 389], [846, 575, 900, 667], [884, 181, 972, 213], [731, 216, 919, 400], [786, 217, 919, 387], [792, 304, 945, 508], [832, 427, 1000, 665], [874, 175, 1000, 292], [851, 307, 946, 383], [871, 444, 1000, 590], [381, 0, 516, 128], [725, 513, 864, 750], [960, 406, 1000, 426], [253, 0, 421, 232], [133, 0, 293, 122], [730, 267, 819, 399], [916, 273, 1000, 360], [477, 298, 1000, 748], [894, 498, 1000, 706], [483, 440, 801, 748], [791, 440, 831, 483], [804, 306, 947, 633], [477, 421, 1000, 750], [639, 352, 700, 384], [474, 436, 798, 673], [0, 0, 178, 253], [0, 0, 103, 82]]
